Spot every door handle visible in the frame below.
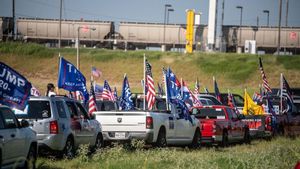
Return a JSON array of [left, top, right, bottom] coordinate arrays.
[[11, 134, 15, 138]]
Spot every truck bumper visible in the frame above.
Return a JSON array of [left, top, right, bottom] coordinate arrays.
[[102, 131, 154, 143], [37, 134, 65, 152], [201, 135, 222, 144]]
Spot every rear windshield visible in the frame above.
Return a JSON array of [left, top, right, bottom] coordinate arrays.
[[192, 108, 226, 119], [96, 101, 116, 111], [18, 100, 51, 119]]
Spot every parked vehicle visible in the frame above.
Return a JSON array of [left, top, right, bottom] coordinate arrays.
[[197, 94, 223, 105], [241, 115, 273, 138], [94, 98, 201, 147], [15, 96, 103, 158], [0, 105, 37, 169], [191, 105, 250, 146]]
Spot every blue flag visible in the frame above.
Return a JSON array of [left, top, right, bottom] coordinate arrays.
[[120, 75, 134, 110], [214, 77, 221, 102], [57, 57, 88, 102], [0, 62, 32, 110], [165, 68, 182, 101], [170, 98, 193, 124]]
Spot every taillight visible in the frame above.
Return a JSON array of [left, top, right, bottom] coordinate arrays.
[[265, 116, 272, 131], [212, 121, 217, 133], [146, 116, 153, 129], [50, 120, 59, 134]]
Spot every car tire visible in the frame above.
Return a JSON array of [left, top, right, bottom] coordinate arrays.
[[25, 145, 36, 169], [243, 128, 251, 144], [64, 137, 75, 159], [190, 129, 201, 148], [156, 129, 167, 148], [221, 131, 229, 147], [94, 133, 103, 151]]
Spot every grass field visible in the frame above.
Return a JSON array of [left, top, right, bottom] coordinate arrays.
[[1, 42, 300, 96], [36, 137, 300, 169]]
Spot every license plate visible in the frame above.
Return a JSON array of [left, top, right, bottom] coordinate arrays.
[[115, 132, 126, 139]]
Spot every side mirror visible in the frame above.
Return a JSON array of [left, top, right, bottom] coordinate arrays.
[[238, 114, 245, 120], [21, 119, 29, 128]]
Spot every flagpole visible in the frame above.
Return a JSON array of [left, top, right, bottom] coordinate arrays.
[[181, 78, 183, 98], [280, 73, 283, 114], [163, 68, 169, 111], [143, 53, 146, 111]]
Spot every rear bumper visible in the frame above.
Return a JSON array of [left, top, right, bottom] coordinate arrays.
[[102, 131, 154, 143], [201, 135, 222, 144], [37, 134, 66, 151]]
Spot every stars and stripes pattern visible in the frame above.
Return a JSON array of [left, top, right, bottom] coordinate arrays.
[[91, 67, 102, 78], [252, 92, 263, 103], [213, 77, 221, 102], [194, 78, 200, 95], [88, 82, 97, 116], [259, 57, 272, 93], [182, 80, 202, 107], [281, 74, 293, 113], [102, 80, 115, 101], [145, 59, 156, 110]]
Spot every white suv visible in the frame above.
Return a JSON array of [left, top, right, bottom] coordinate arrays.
[[0, 105, 37, 169], [16, 96, 103, 158]]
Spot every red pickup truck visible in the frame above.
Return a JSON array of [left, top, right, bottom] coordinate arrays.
[[191, 105, 250, 146]]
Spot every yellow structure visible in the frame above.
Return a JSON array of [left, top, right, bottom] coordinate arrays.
[[185, 10, 194, 54]]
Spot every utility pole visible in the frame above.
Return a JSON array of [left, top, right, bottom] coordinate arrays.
[[12, 0, 15, 39], [220, 0, 225, 51], [59, 0, 62, 48], [277, 0, 282, 55], [285, 0, 289, 27]]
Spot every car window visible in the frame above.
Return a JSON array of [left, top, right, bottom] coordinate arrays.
[[56, 101, 67, 118], [24, 100, 51, 119], [1, 108, 19, 129], [75, 103, 89, 119], [231, 110, 238, 119], [156, 99, 167, 111], [192, 108, 225, 119], [96, 101, 116, 111], [200, 96, 222, 105], [226, 108, 233, 119], [66, 101, 78, 118], [233, 95, 244, 107]]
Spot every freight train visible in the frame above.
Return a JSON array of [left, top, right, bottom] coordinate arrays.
[[1, 17, 299, 53]]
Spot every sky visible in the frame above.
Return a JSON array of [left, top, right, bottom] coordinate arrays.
[[0, 0, 300, 28]]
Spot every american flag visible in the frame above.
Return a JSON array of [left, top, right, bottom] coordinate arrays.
[[252, 92, 263, 103], [281, 74, 293, 113], [88, 82, 97, 116], [227, 91, 240, 114], [194, 78, 200, 95], [91, 67, 102, 78], [182, 80, 202, 107], [102, 80, 115, 101], [213, 77, 221, 102], [94, 84, 103, 100], [259, 57, 272, 93], [145, 59, 156, 110]]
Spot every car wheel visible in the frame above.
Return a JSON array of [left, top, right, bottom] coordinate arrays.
[[190, 129, 201, 148], [221, 131, 229, 147], [243, 129, 251, 144], [156, 129, 167, 148], [25, 145, 36, 169], [64, 137, 75, 159], [94, 133, 103, 150]]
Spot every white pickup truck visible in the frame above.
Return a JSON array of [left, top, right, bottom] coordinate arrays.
[[94, 98, 201, 147]]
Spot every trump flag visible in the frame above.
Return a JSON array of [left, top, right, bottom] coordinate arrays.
[[57, 57, 88, 101], [0, 62, 32, 110]]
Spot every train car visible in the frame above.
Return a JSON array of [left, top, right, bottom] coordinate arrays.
[[223, 25, 300, 53], [118, 22, 207, 50], [0, 17, 13, 41], [17, 18, 114, 47]]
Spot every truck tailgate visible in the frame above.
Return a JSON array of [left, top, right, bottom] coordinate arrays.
[[94, 111, 147, 132]]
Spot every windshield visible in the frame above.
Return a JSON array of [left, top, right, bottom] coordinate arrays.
[[192, 108, 226, 119]]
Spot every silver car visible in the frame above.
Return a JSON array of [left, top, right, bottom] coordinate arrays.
[[0, 105, 37, 169], [16, 96, 103, 158]]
